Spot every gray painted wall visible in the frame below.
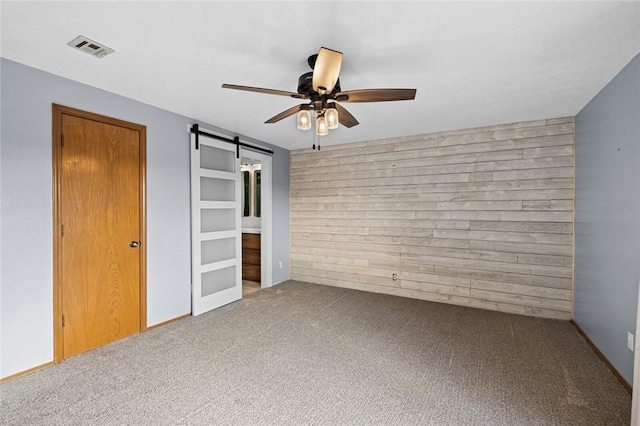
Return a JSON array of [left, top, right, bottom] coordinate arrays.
[[0, 58, 290, 378], [271, 144, 290, 283], [574, 53, 640, 384]]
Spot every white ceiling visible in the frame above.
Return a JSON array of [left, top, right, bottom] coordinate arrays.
[[1, 1, 639, 150]]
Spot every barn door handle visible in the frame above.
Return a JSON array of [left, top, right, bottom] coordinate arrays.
[[129, 241, 140, 248]]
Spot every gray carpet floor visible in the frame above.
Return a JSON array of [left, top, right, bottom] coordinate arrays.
[[0, 280, 631, 425]]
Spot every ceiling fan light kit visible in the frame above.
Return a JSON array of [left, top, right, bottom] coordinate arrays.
[[316, 114, 329, 136], [222, 47, 416, 141], [325, 104, 339, 130], [296, 107, 312, 131]]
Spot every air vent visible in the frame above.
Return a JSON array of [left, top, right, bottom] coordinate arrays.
[[67, 36, 114, 58]]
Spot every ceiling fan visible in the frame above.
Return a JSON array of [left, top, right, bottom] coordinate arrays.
[[222, 47, 417, 139]]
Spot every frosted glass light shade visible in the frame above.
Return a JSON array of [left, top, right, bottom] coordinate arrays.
[[325, 106, 339, 129], [297, 109, 311, 130], [316, 115, 328, 136]]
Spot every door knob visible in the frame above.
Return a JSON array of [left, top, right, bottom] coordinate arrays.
[[129, 241, 140, 248]]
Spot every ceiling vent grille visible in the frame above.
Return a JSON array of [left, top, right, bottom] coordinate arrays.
[[67, 35, 114, 58]]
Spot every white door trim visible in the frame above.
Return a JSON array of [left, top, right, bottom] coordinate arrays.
[[240, 148, 273, 288], [631, 277, 640, 423]]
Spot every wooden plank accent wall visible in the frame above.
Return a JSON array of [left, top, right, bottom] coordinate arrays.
[[290, 117, 574, 320]]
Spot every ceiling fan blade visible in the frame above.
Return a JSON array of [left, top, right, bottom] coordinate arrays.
[[312, 47, 343, 94], [222, 84, 307, 99], [335, 88, 416, 103], [334, 103, 359, 128], [265, 105, 304, 124]]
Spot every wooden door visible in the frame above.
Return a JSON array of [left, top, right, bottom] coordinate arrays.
[[53, 105, 146, 360]]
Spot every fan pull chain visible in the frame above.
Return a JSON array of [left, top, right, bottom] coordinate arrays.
[[310, 113, 322, 150], [312, 116, 317, 150]]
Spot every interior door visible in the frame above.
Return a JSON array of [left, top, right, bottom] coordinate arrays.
[[191, 133, 242, 316], [58, 110, 144, 359]]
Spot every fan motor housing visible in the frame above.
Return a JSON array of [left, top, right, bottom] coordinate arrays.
[[297, 72, 313, 95], [297, 72, 341, 97]]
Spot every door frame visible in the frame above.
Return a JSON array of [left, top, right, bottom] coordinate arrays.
[[240, 148, 273, 288], [52, 104, 147, 363]]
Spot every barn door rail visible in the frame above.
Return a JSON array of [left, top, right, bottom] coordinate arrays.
[[190, 124, 273, 157]]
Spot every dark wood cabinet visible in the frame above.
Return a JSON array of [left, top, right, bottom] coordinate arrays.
[[242, 233, 261, 282]]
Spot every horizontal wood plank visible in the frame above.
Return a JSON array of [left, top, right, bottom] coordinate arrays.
[[290, 117, 574, 319], [290, 274, 571, 320]]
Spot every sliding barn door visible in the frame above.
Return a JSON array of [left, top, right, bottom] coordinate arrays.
[[191, 134, 242, 316]]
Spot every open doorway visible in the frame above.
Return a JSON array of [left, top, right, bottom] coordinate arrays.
[[190, 126, 273, 315], [240, 149, 272, 297]]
